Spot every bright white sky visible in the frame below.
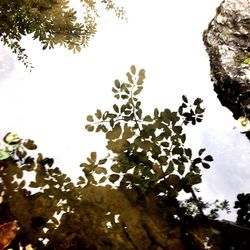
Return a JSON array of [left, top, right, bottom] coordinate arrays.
[[0, 0, 249, 220]]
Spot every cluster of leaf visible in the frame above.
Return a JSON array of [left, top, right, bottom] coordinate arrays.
[[180, 191, 230, 219], [234, 193, 250, 228], [84, 65, 213, 198], [0, 135, 85, 248], [0, 133, 134, 249], [0, 66, 244, 249], [0, 0, 125, 68]]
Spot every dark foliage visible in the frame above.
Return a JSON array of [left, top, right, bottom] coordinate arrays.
[[235, 193, 250, 228]]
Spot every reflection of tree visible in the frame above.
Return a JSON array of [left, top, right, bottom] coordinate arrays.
[[235, 193, 250, 228], [0, 67, 249, 249], [0, 0, 125, 68]]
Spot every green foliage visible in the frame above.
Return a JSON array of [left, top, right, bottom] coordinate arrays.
[[0, 0, 125, 68], [242, 57, 250, 64]]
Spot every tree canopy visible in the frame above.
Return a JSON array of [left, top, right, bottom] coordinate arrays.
[[0, 0, 125, 68], [1, 66, 249, 249]]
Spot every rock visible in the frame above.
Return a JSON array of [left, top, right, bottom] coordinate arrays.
[[203, 0, 250, 138]]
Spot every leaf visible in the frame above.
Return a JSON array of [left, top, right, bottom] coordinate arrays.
[[185, 148, 192, 158], [161, 110, 171, 124], [169, 112, 180, 124], [111, 164, 121, 173], [0, 151, 10, 160], [143, 115, 153, 122], [98, 158, 107, 165], [202, 162, 210, 169], [166, 174, 181, 187], [122, 124, 135, 139], [242, 57, 250, 64], [195, 105, 205, 115], [178, 164, 185, 175], [114, 79, 120, 88], [130, 65, 136, 75], [180, 134, 186, 143], [178, 106, 183, 115], [165, 161, 174, 175], [198, 148, 206, 156], [172, 147, 183, 156], [173, 158, 180, 165], [101, 125, 108, 133], [154, 108, 159, 118], [110, 119, 114, 127], [124, 87, 130, 95], [192, 157, 202, 165], [204, 155, 213, 162], [138, 68, 145, 77], [121, 94, 129, 99], [112, 87, 118, 93], [136, 101, 141, 108], [161, 142, 169, 147], [87, 174, 97, 185], [182, 95, 188, 103], [113, 104, 119, 113], [194, 98, 203, 105], [95, 109, 102, 119], [65, 182, 74, 190], [106, 123, 122, 140], [107, 112, 117, 119], [192, 165, 201, 173], [139, 140, 152, 150], [102, 111, 109, 120], [158, 156, 168, 165], [163, 127, 172, 139], [77, 176, 86, 185], [90, 152, 97, 161], [172, 126, 182, 134], [99, 176, 107, 184], [156, 134, 165, 143], [109, 174, 120, 183], [3, 133, 21, 145], [39, 157, 54, 167], [96, 124, 102, 132], [187, 173, 202, 186], [124, 110, 131, 115], [126, 72, 133, 84], [19, 180, 25, 189], [136, 108, 142, 119], [95, 167, 107, 175], [86, 115, 94, 122], [85, 124, 94, 132], [133, 86, 143, 96], [137, 69, 145, 85], [35, 171, 46, 186], [23, 139, 37, 150]]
